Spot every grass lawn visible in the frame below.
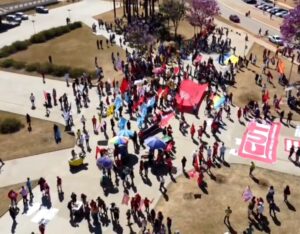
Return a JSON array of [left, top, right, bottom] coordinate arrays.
[[0, 111, 75, 161], [228, 42, 300, 121], [155, 164, 300, 234], [0, 180, 38, 217], [8, 25, 126, 81]]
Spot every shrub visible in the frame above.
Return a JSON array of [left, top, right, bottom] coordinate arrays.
[[0, 118, 24, 134], [51, 65, 70, 77], [30, 32, 47, 43], [44, 28, 57, 40], [25, 62, 40, 72], [0, 59, 15, 68], [37, 63, 53, 74], [12, 60, 26, 70], [12, 40, 30, 51], [0, 45, 17, 58], [69, 67, 87, 78], [68, 21, 82, 30]]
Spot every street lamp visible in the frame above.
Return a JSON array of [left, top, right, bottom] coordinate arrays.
[[31, 19, 36, 34]]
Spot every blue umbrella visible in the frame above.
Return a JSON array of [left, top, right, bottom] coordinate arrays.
[[118, 129, 134, 137], [144, 136, 166, 150], [96, 156, 113, 169]]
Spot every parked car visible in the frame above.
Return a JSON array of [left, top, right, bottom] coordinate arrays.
[[243, 0, 257, 4], [256, 3, 266, 9], [275, 9, 288, 16], [15, 12, 29, 20], [268, 35, 284, 46], [261, 5, 273, 11], [229, 14, 240, 23], [277, 11, 289, 18], [6, 14, 22, 23], [269, 7, 281, 14], [36, 6, 49, 13]]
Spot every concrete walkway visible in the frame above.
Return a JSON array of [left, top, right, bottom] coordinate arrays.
[[0, 1, 299, 234]]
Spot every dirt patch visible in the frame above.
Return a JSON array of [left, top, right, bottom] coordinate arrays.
[[7, 25, 126, 82], [229, 42, 300, 121], [156, 164, 300, 234], [0, 111, 75, 161], [0, 180, 38, 217]]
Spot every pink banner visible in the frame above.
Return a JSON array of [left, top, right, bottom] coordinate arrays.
[[284, 138, 300, 152], [238, 122, 281, 164]]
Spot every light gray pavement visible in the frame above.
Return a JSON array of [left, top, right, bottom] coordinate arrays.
[[0, 1, 299, 234], [217, 0, 281, 36], [0, 0, 117, 47]]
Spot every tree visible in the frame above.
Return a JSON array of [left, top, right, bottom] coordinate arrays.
[[159, 0, 185, 36], [187, 0, 220, 33], [125, 21, 156, 51], [280, 4, 300, 46]]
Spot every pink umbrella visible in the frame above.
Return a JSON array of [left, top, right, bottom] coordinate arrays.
[[193, 55, 203, 64], [153, 67, 165, 75]]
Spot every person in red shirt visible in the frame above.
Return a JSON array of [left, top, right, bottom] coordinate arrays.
[[212, 141, 219, 162], [198, 126, 204, 142], [39, 222, 45, 234], [237, 108, 242, 123], [144, 197, 150, 213], [190, 123, 195, 139], [197, 172, 203, 187], [92, 116, 97, 132]]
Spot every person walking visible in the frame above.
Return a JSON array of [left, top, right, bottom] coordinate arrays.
[[287, 111, 293, 126], [39, 221, 45, 234], [220, 143, 226, 161], [26, 177, 34, 201], [190, 123, 195, 139], [249, 161, 255, 177], [288, 145, 295, 159], [57, 176, 62, 193], [181, 156, 187, 171], [296, 147, 300, 164], [30, 93, 36, 110], [9, 205, 19, 224], [266, 186, 275, 203], [224, 206, 232, 225], [20, 186, 28, 208], [159, 176, 167, 193], [26, 114, 32, 132], [167, 217, 172, 234], [284, 185, 291, 202], [92, 115, 97, 132]]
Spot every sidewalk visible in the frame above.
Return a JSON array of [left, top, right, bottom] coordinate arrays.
[[0, 1, 299, 234]]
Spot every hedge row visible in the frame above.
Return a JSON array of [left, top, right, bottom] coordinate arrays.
[[0, 22, 82, 58], [0, 118, 24, 134], [0, 58, 93, 78]]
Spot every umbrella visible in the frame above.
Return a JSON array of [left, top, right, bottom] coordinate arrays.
[[118, 129, 134, 137], [97, 156, 113, 169], [153, 67, 165, 75], [225, 55, 239, 65], [109, 136, 129, 145], [145, 136, 166, 150]]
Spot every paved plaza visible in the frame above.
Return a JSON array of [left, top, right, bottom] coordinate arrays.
[[0, 0, 299, 233]]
